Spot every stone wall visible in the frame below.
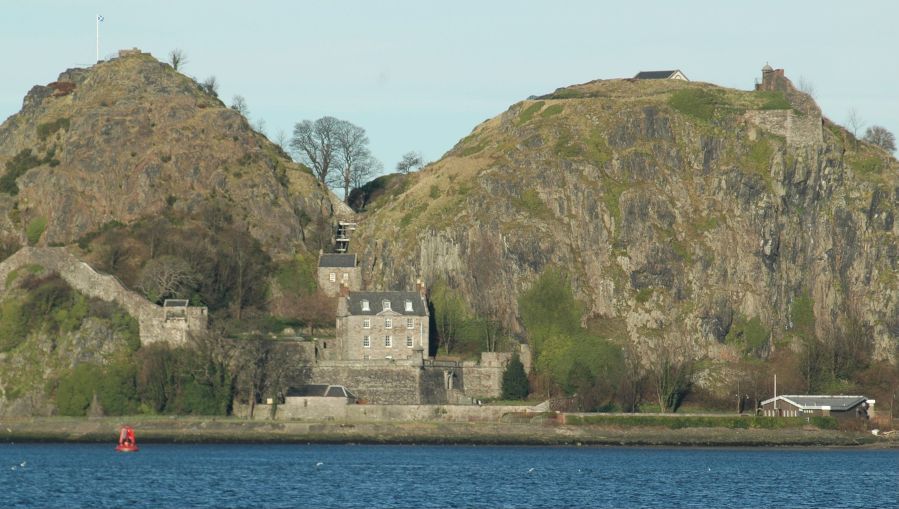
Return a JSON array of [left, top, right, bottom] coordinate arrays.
[[237, 401, 538, 422], [317, 266, 362, 297], [0, 247, 206, 345], [743, 109, 823, 148], [307, 361, 423, 404]]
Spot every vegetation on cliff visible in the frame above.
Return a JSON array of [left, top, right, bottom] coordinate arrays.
[[354, 74, 899, 411]]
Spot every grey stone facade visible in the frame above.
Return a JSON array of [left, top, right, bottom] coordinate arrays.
[[333, 288, 430, 362], [317, 253, 362, 297]]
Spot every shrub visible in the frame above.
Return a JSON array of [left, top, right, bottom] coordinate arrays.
[[1, 149, 42, 195], [501, 354, 529, 400], [36, 117, 70, 141], [25, 216, 47, 245], [0, 299, 28, 352], [56, 363, 104, 416]]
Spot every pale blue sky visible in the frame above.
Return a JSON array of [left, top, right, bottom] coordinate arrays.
[[2, 1, 897, 175]]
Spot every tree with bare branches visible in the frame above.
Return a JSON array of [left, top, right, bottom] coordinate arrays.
[[137, 255, 198, 304], [168, 49, 188, 71], [290, 116, 340, 185], [864, 125, 896, 152]]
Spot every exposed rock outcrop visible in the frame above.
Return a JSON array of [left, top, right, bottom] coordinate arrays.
[[354, 75, 899, 367]]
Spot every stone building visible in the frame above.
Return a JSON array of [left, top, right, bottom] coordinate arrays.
[[317, 252, 362, 297], [331, 282, 430, 363]]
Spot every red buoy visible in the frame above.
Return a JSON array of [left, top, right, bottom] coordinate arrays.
[[115, 426, 139, 452]]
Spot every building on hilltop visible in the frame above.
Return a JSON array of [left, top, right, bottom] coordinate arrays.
[[633, 70, 689, 81], [330, 282, 430, 363], [317, 252, 362, 297]]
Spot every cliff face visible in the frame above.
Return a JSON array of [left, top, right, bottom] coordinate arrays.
[[355, 75, 899, 365], [0, 50, 347, 255]]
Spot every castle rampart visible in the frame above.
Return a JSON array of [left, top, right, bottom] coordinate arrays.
[[0, 247, 206, 345]]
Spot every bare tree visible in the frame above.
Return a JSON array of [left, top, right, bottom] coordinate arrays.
[[168, 49, 188, 71], [846, 109, 865, 139], [233, 335, 273, 419], [863, 125, 897, 152], [290, 116, 340, 185], [230, 95, 250, 117], [797, 76, 816, 99], [646, 340, 695, 413], [396, 151, 424, 174], [274, 129, 288, 152], [201, 76, 219, 98], [254, 118, 267, 136], [331, 120, 373, 202], [137, 255, 198, 303], [350, 154, 382, 192]]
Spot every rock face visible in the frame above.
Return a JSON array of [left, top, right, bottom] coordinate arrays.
[[355, 74, 899, 364], [0, 49, 347, 255]]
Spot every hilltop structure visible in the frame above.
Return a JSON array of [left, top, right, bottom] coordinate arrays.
[[634, 69, 689, 81]]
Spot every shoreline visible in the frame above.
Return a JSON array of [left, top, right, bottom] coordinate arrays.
[[3, 417, 897, 448]]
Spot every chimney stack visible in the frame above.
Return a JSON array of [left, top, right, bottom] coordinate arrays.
[[416, 278, 426, 299], [339, 282, 350, 298]]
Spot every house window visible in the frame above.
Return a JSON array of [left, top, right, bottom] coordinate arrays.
[[361, 299, 370, 311], [329, 272, 336, 282], [384, 318, 393, 329], [406, 336, 413, 347], [384, 335, 392, 347], [382, 300, 391, 311], [342, 273, 349, 281], [362, 318, 371, 329], [363, 335, 371, 348], [406, 318, 414, 329], [405, 300, 413, 312]]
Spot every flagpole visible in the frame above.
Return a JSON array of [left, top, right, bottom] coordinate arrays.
[[96, 15, 99, 62]]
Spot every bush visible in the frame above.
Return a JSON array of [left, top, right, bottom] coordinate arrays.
[[501, 354, 529, 400], [0, 299, 28, 352], [0, 149, 42, 195], [56, 363, 104, 416], [26, 216, 47, 245], [36, 117, 70, 141]]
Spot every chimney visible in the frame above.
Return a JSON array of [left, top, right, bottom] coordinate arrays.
[[416, 278, 426, 299], [339, 282, 350, 298]]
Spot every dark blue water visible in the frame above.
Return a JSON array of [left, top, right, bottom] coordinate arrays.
[[1, 444, 897, 508]]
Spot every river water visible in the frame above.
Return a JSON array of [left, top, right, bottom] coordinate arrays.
[[2, 443, 897, 508]]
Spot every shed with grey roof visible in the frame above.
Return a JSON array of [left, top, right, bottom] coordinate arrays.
[[760, 395, 874, 420]]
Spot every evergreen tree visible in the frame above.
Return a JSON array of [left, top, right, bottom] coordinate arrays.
[[501, 354, 529, 400]]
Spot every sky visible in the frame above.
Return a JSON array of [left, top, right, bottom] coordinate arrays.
[[1, 1, 897, 176]]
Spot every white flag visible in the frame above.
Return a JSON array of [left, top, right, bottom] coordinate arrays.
[[97, 15, 104, 22]]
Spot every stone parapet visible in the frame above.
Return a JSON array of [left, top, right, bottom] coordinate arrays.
[[0, 247, 206, 345]]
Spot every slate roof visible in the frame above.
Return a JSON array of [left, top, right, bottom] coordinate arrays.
[[760, 395, 868, 411], [319, 253, 356, 268], [634, 70, 682, 80], [347, 291, 428, 316]]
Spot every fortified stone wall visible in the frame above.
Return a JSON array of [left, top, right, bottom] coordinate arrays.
[[307, 361, 423, 404], [460, 352, 513, 400], [743, 109, 823, 148], [0, 247, 206, 345], [237, 402, 538, 422]]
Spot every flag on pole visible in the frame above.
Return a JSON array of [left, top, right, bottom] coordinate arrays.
[[97, 15, 104, 22]]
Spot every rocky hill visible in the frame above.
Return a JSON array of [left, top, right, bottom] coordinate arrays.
[[0, 49, 347, 255], [354, 70, 899, 376]]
